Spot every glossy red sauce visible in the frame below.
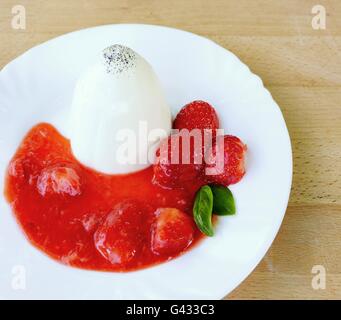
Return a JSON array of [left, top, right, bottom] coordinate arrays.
[[5, 123, 206, 272]]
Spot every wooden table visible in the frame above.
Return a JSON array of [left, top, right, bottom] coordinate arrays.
[[1, 0, 340, 299]]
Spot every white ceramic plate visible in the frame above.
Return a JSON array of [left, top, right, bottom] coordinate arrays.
[[0, 24, 292, 300]]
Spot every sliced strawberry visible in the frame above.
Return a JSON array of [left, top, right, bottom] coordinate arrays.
[[94, 200, 146, 266], [37, 164, 81, 197], [151, 208, 195, 256], [205, 135, 247, 186]]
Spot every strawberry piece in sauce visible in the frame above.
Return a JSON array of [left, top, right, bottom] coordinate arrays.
[[37, 164, 81, 197], [94, 200, 147, 266], [151, 208, 195, 256]]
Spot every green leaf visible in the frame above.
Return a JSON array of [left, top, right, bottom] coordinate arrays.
[[193, 185, 214, 236], [210, 185, 236, 216]]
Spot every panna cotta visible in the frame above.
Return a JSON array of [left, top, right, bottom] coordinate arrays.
[[69, 44, 171, 174]]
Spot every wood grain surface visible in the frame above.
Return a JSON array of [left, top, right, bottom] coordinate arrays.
[[1, 0, 340, 299]]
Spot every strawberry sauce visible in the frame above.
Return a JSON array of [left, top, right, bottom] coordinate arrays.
[[4, 123, 205, 272]]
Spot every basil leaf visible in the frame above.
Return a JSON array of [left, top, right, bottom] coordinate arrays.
[[193, 185, 214, 236], [210, 185, 236, 216]]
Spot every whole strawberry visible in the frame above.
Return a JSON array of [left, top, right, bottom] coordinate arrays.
[[205, 135, 247, 186], [153, 134, 204, 189], [173, 100, 219, 133], [153, 101, 220, 189]]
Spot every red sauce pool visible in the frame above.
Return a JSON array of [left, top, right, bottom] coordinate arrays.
[[4, 123, 206, 272]]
